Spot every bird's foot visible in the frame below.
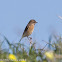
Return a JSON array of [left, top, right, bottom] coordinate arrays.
[[27, 37, 32, 40]]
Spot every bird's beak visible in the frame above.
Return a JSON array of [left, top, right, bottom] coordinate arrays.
[[36, 22, 38, 23]]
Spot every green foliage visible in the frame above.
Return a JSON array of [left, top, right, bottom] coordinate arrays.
[[0, 34, 62, 62]]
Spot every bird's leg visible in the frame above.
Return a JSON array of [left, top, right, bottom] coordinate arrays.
[[27, 36, 32, 48]]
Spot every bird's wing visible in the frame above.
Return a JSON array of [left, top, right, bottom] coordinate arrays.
[[22, 22, 32, 38], [23, 23, 29, 35], [19, 23, 30, 42]]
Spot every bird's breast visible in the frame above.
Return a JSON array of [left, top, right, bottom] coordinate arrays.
[[27, 24, 34, 35]]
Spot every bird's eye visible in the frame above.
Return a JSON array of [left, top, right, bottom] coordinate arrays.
[[33, 21, 35, 23]]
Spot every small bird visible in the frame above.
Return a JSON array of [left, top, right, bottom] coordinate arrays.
[[19, 19, 37, 42]]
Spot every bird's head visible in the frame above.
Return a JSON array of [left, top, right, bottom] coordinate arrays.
[[29, 19, 38, 24]]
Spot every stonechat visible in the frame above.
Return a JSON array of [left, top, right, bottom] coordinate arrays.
[[19, 19, 37, 42]]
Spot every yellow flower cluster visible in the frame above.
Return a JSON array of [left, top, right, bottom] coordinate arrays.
[[8, 54, 26, 62], [45, 51, 54, 60], [8, 54, 17, 61]]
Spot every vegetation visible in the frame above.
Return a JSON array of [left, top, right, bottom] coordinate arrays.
[[0, 33, 62, 62]]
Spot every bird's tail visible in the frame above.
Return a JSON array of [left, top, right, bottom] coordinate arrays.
[[19, 36, 23, 42]]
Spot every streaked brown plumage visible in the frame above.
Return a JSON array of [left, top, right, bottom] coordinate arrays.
[[19, 19, 37, 42]]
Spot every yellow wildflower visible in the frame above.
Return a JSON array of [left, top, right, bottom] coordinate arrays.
[[0, 61, 4, 62], [21, 59, 26, 62], [8, 54, 17, 61], [45, 51, 54, 60]]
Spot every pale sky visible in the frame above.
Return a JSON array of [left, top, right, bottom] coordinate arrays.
[[0, 0, 62, 50]]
